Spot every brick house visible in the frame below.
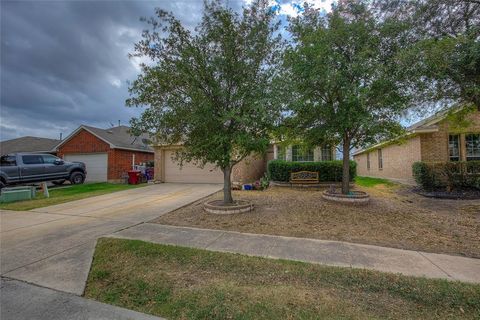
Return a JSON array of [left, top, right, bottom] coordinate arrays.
[[353, 107, 480, 185], [153, 143, 334, 184], [56, 125, 154, 182]]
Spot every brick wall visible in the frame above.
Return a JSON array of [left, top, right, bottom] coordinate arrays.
[[232, 153, 266, 183], [108, 149, 153, 180], [57, 129, 110, 156], [354, 136, 422, 185], [421, 111, 480, 162], [58, 128, 153, 181]]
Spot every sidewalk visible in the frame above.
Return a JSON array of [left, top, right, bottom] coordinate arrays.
[[0, 278, 163, 320], [111, 223, 480, 283]]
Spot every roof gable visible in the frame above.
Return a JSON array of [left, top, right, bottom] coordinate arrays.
[[55, 125, 153, 153]]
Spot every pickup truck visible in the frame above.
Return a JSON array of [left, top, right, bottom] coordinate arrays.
[[0, 153, 87, 189]]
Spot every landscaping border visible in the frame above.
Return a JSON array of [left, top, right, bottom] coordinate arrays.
[[322, 190, 370, 205], [204, 199, 254, 214]]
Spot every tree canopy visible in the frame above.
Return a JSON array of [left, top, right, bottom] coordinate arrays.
[[127, 0, 283, 204], [376, 0, 480, 109], [282, 0, 414, 193]]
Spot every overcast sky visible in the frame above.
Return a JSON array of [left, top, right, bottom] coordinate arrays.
[[0, 0, 333, 141]]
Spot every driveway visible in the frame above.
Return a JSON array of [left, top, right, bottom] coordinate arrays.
[[0, 183, 221, 294]]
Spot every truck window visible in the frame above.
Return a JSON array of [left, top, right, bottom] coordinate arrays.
[[42, 154, 60, 164], [22, 155, 44, 165], [0, 156, 17, 166]]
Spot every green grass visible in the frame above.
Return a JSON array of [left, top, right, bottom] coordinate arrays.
[[85, 238, 480, 320], [0, 183, 147, 211], [355, 176, 395, 187]]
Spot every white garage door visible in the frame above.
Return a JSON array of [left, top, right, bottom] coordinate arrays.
[[164, 150, 223, 183], [64, 153, 108, 182]]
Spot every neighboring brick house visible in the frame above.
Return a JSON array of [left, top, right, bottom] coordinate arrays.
[[56, 125, 154, 182], [353, 107, 480, 185], [153, 143, 333, 184]]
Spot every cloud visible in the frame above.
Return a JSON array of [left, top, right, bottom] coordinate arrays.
[[0, 0, 203, 141], [0, 0, 333, 142]]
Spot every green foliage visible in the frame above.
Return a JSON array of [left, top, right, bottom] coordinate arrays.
[[259, 173, 270, 189], [281, 0, 411, 193], [355, 176, 395, 188], [412, 162, 440, 190], [267, 160, 356, 183], [127, 0, 283, 203], [377, 0, 480, 108], [413, 161, 480, 190]]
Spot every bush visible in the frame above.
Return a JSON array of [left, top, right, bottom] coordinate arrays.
[[267, 160, 357, 182], [412, 161, 480, 191]]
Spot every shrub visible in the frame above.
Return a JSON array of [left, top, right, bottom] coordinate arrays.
[[412, 161, 480, 191], [267, 160, 357, 182]]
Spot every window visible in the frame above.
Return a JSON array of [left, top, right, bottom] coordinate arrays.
[[378, 149, 383, 170], [22, 155, 44, 165], [466, 134, 480, 161], [448, 134, 460, 161], [0, 155, 16, 166], [42, 154, 60, 164], [276, 145, 286, 161], [321, 145, 332, 161], [292, 145, 314, 162], [367, 153, 370, 170]]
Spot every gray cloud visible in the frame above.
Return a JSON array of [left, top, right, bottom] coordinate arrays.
[[0, 0, 206, 141]]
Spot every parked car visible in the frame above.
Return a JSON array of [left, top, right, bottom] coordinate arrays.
[[0, 153, 87, 189]]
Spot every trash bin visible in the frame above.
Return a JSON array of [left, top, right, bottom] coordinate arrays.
[[127, 170, 141, 184]]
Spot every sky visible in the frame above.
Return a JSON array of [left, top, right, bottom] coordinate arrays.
[[0, 0, 334, 141]]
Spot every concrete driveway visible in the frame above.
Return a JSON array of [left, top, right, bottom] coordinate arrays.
[[0, 183, 221, 295]]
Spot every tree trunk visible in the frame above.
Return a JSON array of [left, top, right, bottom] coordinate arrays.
[[222, 164, 233, 205], [342, 138, 351, 194]]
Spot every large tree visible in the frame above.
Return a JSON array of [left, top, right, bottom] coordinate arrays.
[[376, 0, 480, 109], [127, 0, 283, 204], [283, 0, 413, 194]]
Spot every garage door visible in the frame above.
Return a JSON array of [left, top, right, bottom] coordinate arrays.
[[164, 150, 223, 183], [64, 153, 108, 182]]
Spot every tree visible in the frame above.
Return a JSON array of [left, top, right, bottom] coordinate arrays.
[[283, 0, 412, 194], [375, 0, 480, 109], [126, 0, 282, 205]]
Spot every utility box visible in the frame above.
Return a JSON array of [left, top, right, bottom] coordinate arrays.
[[0, 189, 33, 203], [2, 186, 36, 198]]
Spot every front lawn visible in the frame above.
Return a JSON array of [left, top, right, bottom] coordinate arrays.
[[154, 184, 480, 258], [0, 183, 147, 211], [85, 238, 480, 320], [355, 176, 395, 187]]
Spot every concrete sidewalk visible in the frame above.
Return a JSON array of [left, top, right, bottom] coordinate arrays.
[[112, 223, 480, 283], [0, 278, 163, 320]]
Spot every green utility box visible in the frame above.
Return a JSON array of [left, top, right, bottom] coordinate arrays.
[[0, 186, 36, 203]]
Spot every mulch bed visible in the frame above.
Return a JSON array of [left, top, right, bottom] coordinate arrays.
[[412, 187, 480, 200]]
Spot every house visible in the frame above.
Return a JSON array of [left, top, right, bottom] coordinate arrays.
[[56, 125, 154, 182], [0, 136, 60, 156], [353, 107, 480, 185], [153, 143, 334, 184]]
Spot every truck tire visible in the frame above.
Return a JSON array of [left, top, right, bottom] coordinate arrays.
[[52, 179, 66, 186], [0, 180, 5, 190], [69, 172, 85, 185]]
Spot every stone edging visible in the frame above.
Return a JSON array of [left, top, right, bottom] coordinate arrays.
[[322, 190, 370, 205], [204, 200, 254, 214]]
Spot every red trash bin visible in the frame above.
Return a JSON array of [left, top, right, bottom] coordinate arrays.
[[127, 170, 141, 184]]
